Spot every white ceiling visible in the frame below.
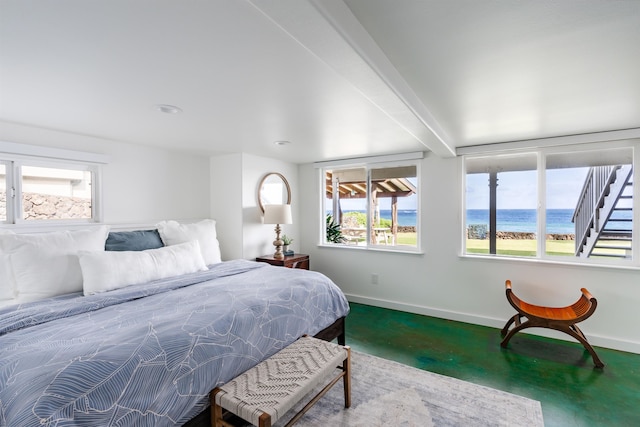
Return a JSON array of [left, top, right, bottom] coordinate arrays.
[[1, 0, 639, 163]]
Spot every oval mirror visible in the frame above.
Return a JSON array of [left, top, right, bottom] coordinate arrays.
[[258, 172, 291, 213]]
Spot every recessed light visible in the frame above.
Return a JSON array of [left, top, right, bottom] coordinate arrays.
[[273, 140, 291, 146], [155, 104, 183, 114]]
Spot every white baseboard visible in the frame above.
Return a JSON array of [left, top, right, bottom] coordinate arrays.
[[345, 293, 640, 355]]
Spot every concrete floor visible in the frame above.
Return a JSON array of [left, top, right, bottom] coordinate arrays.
[[346, 302, 639, 427]]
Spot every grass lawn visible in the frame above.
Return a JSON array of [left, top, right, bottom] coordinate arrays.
[[368, 234, 573, 256], [397, 233, 623, 257], [466, 238, 575, 256], [396, 232, 417, 245], [394, 234, 575, 256], [360, 232, 626, 258]]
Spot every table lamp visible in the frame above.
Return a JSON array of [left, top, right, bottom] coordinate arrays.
[[263, 204, 292, 260]]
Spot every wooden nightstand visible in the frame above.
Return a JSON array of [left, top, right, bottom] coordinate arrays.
[[256, 254, 309, 270]]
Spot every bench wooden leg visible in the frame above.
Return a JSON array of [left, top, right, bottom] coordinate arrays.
[[500, 317, 605, 368], [258, 412, 272, 427], [343, 346, 351, 408], [210, 388, 225, 427], [562, 324, 605, 368], [500, 313, 523, 338], [500, 315, 533, 348]]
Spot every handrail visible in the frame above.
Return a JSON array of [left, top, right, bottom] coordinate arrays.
[[572, 166, 619, 255]]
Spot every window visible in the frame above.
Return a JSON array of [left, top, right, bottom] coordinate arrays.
[[546, 148, 633, 260], [0, 162, 7, 221], [464, 143, 635, 265], [322, 160, 419, 251], [465, 154, 538, 257], [0, 158, 100, 225]]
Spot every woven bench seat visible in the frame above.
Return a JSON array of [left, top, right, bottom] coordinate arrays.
[[211, 336, 351, 427]]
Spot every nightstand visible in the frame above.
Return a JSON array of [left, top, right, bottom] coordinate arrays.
[[255, 253, 309, 270]]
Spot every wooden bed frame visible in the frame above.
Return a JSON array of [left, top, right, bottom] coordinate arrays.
[[182, 316, 346, 427], [313, 316, 346, 346]]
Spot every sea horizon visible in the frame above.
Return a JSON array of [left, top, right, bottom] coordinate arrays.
[[333, 208, 621, 234], [467, 208, 576, 234]]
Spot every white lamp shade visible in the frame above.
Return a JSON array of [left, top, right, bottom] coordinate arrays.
[[263, 204, 293, 224]]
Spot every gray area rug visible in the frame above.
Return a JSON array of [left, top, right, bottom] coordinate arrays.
[[274, 351, 544, 427]]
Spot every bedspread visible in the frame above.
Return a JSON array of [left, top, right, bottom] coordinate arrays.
[[0, 260, 349, 427]]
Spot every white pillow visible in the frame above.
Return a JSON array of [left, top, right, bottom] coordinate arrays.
[[0, 230, 17, 307], [156, 219, 221, 265], [0, 255, 17, 308], [0, 252, 16, 303], [79, 240, 208, 295], [0, 226, 109, 303]]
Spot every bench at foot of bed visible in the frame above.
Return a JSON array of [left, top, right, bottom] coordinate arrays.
[[211, 336, 351, 427]]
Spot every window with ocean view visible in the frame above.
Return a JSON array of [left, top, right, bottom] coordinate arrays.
[[465, 154, 538, 257], [464, 144, 635, 265], [323, 161, 419, 250]]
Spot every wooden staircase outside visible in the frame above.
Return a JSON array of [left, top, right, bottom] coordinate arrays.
[[572, 164, 633, 258]]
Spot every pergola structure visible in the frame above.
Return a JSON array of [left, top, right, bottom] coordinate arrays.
[[326, 168, 416, 244]]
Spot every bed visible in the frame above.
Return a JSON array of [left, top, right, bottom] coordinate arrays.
[[0, 221, 349, 426]]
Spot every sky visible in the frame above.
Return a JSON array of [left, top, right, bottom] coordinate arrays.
[[466, 168, 589, 210], [330, 169, 591, 212]]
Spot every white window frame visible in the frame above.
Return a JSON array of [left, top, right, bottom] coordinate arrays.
[[461, 140, 639, 268], [0, 159, 12, 223], [0, 142, 107, 229], [315, 152, 423, 253]]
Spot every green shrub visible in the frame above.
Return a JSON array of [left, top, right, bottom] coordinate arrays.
[[343, 211, 366, 226], [343, 211, 392, 228], [326, 214, 346, 243]]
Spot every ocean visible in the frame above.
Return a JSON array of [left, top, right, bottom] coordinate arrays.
[[339, 208, 630, 234], [340, 210, 418, 227], [467, 209, 573, 234]]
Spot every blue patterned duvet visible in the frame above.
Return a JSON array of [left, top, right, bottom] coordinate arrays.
[[0, 260, 349, 426]]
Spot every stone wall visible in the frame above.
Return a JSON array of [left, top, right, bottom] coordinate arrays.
[[0, 192, 91, 220], [466, 228, 575, 240], [496, 231, 575, 240], [495, 231, 536, 239], [545, 233, 575, 241]]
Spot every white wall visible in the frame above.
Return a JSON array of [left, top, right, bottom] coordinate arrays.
[[210, 153, 244, 260], [0, 121, 210, 224], [298, 153, 640, 354], [7, 120, 636, 353], [210, 152, 299, 261], [1, 122, 301, 261]]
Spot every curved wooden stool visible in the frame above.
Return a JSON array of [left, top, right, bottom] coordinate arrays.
[[500, 280, 604, 368]]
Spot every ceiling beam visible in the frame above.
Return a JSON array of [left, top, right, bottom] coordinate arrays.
[[457, 128, 640, 156], [249, 0, 456, 158]]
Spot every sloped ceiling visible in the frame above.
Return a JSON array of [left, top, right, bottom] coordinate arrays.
[[1, 0, 639, 163]]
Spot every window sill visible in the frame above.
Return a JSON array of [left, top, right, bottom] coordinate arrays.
[[318, 243, 424, 255], [459, 252, 640, 271], [0, 220, 101, 234]]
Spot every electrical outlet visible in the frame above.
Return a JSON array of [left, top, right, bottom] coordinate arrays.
[[371, 273, 379, 285]]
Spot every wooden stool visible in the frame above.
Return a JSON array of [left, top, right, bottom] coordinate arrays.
[[500, 280, 604, 368], [211, 336, 351, 427]]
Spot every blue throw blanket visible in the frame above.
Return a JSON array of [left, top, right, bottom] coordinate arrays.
[[0, 260, 349, 426]]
